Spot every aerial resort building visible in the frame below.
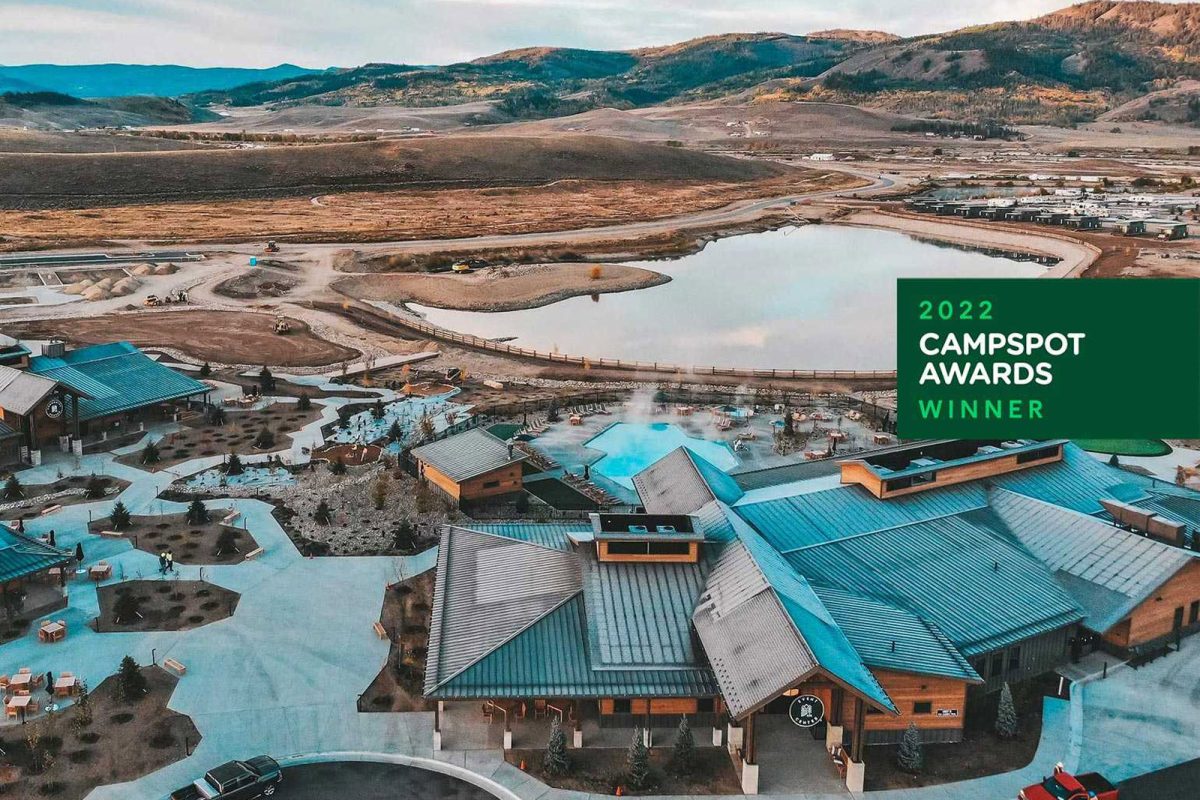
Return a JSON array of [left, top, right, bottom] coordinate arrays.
[[423, 434, 1200, 792], [411, 428, 527, 505], [0, 340, 209, 465]]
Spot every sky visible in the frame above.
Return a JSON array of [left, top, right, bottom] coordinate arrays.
[[0, 0, 1182, 68]]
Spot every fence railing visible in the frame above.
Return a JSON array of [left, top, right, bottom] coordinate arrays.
[[367, 306, 897, 382]]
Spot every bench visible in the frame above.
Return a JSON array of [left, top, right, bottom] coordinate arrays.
[[40, 505, 62, 516], [221, 510, 241, 526], [373, 621, 388, 640], [243, 547, 264, 561], [163, 658, 186, 675], [98, 530, 124, 538]]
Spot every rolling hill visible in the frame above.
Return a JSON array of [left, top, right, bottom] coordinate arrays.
[[0, 91, 219, 130], [0, 63, 322, 98]]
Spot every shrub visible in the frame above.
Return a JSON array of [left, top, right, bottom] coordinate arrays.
[[117, 656, 148, 702], [215, 528, 240, 556], [314, 499, 333, 525], [296, 392, 312, 411], [371, 477, 388, 510], [141, 440, 160, 465], [589, 265, 603, 280], [995, 682, 1019, 739], [372, 399, 385, 419], [225, 452, 245, 476], [896, 722, 923, 773], [113, 592, 142, 625], [84, 475, 106, 499], [254, 426, 275, 449], [3, 473, 23, 500], [543, 716, 570, 776], [626, 727, 650, 789], [186, 498, 210, 525], [110, 501, 132, 531], [207, 405, 226, 426], [669, 715, 695, 775], [329, 456, 347, 475], [199, 362, 212, 377]]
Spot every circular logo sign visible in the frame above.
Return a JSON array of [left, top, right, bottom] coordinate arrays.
[[45, 397, 64, 419], [788, 694, 825, 728]]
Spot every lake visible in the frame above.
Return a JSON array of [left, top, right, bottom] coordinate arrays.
[[410, 225, 1047, 370]]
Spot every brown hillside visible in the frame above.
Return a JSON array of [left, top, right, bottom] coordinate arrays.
[[808, 29, 900, 44], [1036, 1, 1200, 52], [0, 134, 790, 210]]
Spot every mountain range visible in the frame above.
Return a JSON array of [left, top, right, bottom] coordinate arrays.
[[6, 2, 1200, 129], [0, 63, 320, 98]]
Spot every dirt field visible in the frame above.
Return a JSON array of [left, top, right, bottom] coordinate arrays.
[[333, 262, 669, 311], [0, 135, 789, 209], [358, 572, 434, 713], [96, 580, 240, 632], [2, 311, 359, 367], [0, 666, 199, 800], [89, 513, 260, 566], [0, 173, 847, 250]]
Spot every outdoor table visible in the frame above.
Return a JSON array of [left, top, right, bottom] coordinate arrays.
[[8, 673, 32, 690], [39, 622, 65, 643], [6, 695, 33, 718], [54, 677, 77, 697]]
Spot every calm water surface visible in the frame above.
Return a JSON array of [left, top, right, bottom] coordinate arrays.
[[411, 225, 1046, 370]]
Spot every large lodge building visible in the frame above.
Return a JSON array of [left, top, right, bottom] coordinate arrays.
[[424, 438, 1200, 792]]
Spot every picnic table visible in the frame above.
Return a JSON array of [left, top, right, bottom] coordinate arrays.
[[5, 694, 35, 718], [54, 676, 78, 697], [88, 562, 112, 581], [8, 672, 32, 690]]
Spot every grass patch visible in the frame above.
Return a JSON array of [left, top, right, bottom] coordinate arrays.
[[1073, 439, 1172, 457]]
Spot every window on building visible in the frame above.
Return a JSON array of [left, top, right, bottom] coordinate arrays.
[[990, 653, 1004, 678], [913, 701, 932, 715], [1007, 646, 1022, 674], [647, 541, 691, 556], [605, 541, 649, 555], [1190, 601, 1199, 625], [1173, 607, 1185, 631], [1016, 446, 1058, 464], [697, 698, 715, 713], [612, 699, 632, 714], [481, 480, 500, 489]]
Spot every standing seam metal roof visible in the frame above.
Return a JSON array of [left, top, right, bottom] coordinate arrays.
[[632, 446, 742, 515], [28, 342, 207, 421], [0, 525, 72, 584], [411, 428, 526, 482]]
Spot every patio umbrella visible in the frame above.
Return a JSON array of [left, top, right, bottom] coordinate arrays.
[[75, 542, 84, 563]]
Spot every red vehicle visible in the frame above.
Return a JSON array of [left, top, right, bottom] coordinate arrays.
[[1020, 765, 1118, 800]]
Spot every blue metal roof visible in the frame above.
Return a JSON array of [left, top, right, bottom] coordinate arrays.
[[782, 509, 1083, 656], [466, 522, 592, 552], [812, 586, 980, 683], [0, 524, 72, 584], [685, 449, 744, 505], [429, 595, 719, 699], [29, 342, 208, 421], [990, 443, 1153, 514]]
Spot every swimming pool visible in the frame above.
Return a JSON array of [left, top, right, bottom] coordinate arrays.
[[585, 422, 738, 490]]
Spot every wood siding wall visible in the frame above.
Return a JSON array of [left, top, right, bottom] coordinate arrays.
[[967, 625, 1073, 694], [1103, 560, 1200, 650], [418, 462, 523, 502], [596, 541, 700, 563], [841, 446, 1063, 499]]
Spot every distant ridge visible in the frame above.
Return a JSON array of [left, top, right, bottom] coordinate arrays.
[[0, 63, 323, 99]]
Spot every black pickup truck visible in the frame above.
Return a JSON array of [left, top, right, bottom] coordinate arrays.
[[169, 756, 282, 800]]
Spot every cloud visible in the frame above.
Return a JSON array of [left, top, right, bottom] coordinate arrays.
[[0, 0, 1189, 68]]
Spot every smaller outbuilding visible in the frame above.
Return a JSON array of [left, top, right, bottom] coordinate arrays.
[[411, 428, 527, 504]]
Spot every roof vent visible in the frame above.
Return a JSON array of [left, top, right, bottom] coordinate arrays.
[[42, 340, 66, 359], [627, 525, 649, 534], [656, 525, 677, 534]]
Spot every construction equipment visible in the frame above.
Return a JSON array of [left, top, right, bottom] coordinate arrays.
[[264, 240, 279, 253], [144, 294, 162, 307], [273, 317, 292, 335]]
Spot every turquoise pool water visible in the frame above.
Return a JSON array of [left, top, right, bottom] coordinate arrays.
[[586, 422, 737, 490]]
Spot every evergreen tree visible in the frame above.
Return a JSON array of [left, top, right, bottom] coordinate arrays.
[[372, 399, 385, 419], [117, 655, 148, 702], [254, 426, 275, 449], [207, 405, 226, 426], [215, 528, 240, 556], [314, 499, 332, 525], [387, 420, 403, 443], [113, 592, 142, 625], [782, 407, 795, 437], [543, 716, 570, 776], [995, 682, 1019, 740], [85, 475, 106, 499], [1109, 453, 1120, 467], [225, 452, 245, 476], [896, 722, 923, 773], [110, 500, 132, 531], [371, 476, 388, 510], [296, 392, 312, 411], [627, 727, 650, 789], [141, 440, 160, 465], [337, 406, 352, 429], [3, 473, 23, 500], [546, 401, 561, 423], [199, 362, 212, 377], [186, 497, 210, 525], [72, 680, 92, 730], [258, 366, 276, 393], [669, 715, 696, 775]]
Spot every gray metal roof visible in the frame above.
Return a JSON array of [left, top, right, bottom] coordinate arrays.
[[424, 525, 581, 694], [0, 365, 58, 416], [988, 488, 1198, 632], [581, 550, 709, 669], [411, 428, 526, 482], [632, 447, 741, 515]]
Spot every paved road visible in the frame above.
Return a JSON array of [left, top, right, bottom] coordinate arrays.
[[276, 762, 497, 799], [1120, 758, 1200, 799], [0, 250, 202, 268]]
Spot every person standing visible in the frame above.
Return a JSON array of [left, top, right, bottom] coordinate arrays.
[[158, 551, 167, 574], [166, 551, 174, 573]]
